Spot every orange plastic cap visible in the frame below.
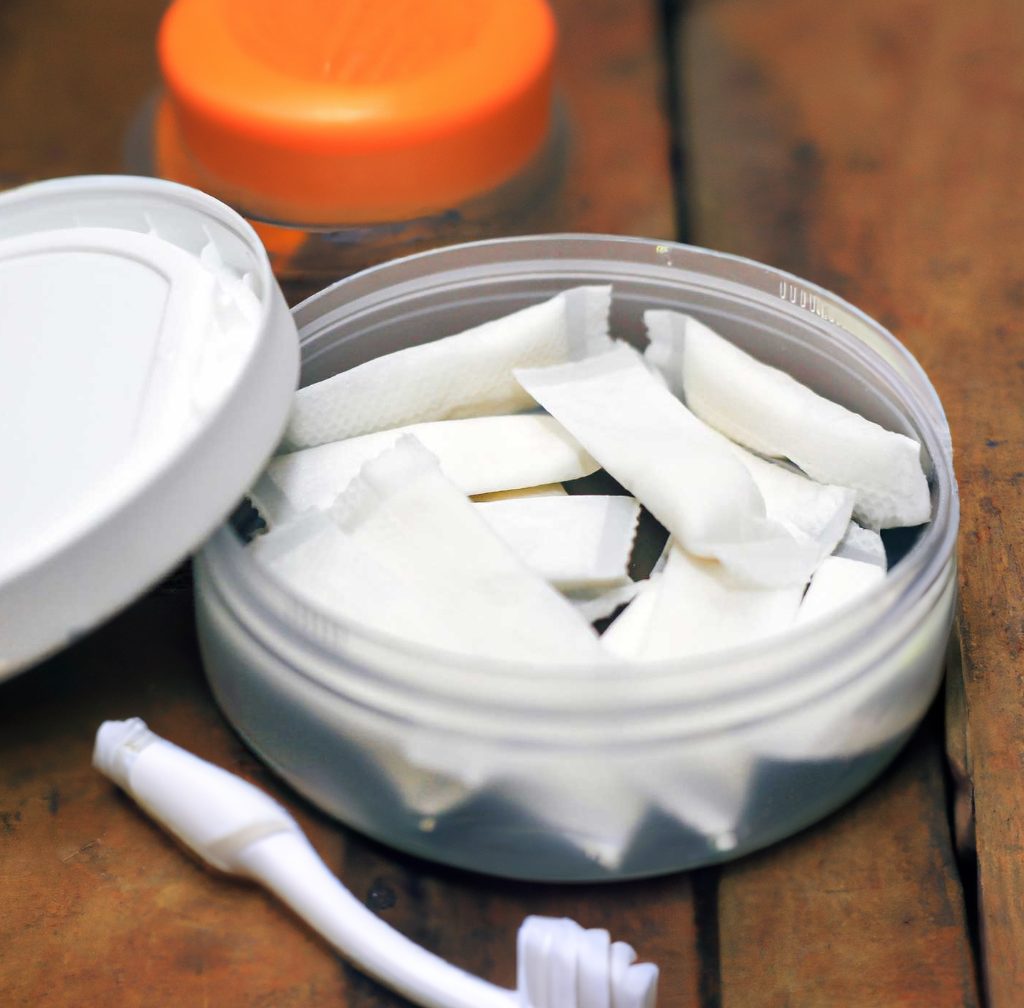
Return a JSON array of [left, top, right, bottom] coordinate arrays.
[[157, 0, 556, 225]]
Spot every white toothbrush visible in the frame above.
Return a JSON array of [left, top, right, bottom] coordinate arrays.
[[93, 718, 659, 1008]]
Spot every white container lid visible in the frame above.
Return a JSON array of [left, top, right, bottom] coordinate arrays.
[[0, 176, 299, 679]]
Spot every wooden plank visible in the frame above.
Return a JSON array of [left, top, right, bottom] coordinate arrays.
[[0, 2, 694, 1006], [0, 0, 164, 183], [680, 0, 989, 1001], [551, 0, 678, 238], [715, 725, 978, 1007]]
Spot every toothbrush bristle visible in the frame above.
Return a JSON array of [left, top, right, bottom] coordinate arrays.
[[517, 915, 658, 1008]]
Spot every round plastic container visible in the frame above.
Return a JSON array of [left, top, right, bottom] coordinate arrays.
[[128, 0, 566, 304], [194, 235, 959, 882]]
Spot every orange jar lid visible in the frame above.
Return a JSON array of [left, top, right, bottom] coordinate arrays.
[[157, 0, 556, 225]]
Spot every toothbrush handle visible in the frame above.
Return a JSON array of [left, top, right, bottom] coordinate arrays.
[[94, 721, 656, 1008], [94, 720, 518, 1008], [236, 831, 518, 1008]]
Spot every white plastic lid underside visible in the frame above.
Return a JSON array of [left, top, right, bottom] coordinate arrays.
[[0, 176, 298, 680]]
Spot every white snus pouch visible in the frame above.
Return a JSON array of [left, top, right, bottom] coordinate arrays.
[[282, 285, 613, 450], [250, 509, 464, 654], [260, 436, 608, 666], [515, 343, 821, 588], [833, 521, 888, 570], [796, 555, 887, 626], [606, 543, 805, 662], [728, 447, 854, 565], [643, 309, 931, 530], [474, 494, 640, 591], [251, 414, 598, 527], [599, 574, 663, 657]]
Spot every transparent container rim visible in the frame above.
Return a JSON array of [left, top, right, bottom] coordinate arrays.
[[201, 234, 959, 718], [293, 233, 951, 443]]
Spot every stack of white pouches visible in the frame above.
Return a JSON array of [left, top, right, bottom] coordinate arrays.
[[247, 286, 931, 868]]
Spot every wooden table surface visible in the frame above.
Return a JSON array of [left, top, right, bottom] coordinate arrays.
[[2, 1, 1022, 1004]]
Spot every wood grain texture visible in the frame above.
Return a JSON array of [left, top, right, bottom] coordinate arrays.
[[0, 2, 691, 1006], [683, 0, 1021, 1001], [551, 0, 678, 239], [716, 725, 978, 1008], [0, 0, 165, 184]]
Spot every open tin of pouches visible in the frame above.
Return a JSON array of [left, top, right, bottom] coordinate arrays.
[[0, 176, 957, 882], [194, 235, 959, 882]]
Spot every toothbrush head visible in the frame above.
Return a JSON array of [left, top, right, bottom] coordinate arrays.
[[517, 915, 658, 1008]]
